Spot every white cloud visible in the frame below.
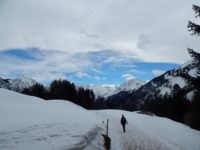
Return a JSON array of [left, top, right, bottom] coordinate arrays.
[[1, 49, 129, 82], [137, 34, 152, 50], [122, 73, 136, 81], [0, 49, 93, 82], [95, 76, 100, 80], [75, 72, 90, 78], [94, 76, 106, 81], [152, 69, 166, 76], [0, 0, 199, 64]]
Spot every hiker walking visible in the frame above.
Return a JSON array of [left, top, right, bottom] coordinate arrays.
[[120, 114, 127, 133]]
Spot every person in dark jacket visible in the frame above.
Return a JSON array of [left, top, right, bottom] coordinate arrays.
[[120, 114, 128, 133]]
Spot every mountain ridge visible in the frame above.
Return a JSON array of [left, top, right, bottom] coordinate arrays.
[[0, 77, 37, 92], [106, 58, 199, 110], [82, 79, 146, 98]]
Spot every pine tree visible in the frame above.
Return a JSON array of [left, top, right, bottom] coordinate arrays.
[[22, 83, 47, 99], [187, 4, 200, 90], [184, 4, 200, 130], [188, 5, 200, 36]]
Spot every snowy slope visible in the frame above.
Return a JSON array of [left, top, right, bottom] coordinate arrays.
[[0, 77, 37, 92], [0, 88, 102, 150], [1, 88, 200, 150]]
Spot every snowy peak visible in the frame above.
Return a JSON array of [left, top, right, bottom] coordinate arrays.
[[116, 79, 146, 93], [0, 77, 37, 92], [84, 79, 145, 98], [82, 84, 118, 98]]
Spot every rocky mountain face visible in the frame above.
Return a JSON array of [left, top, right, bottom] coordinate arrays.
[[0, 77, 37, 92]]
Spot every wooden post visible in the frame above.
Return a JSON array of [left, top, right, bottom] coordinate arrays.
[[102, 119, 111, 150], [106, 119, 109, 136]]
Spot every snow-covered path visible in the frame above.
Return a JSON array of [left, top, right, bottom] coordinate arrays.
[[97, 111, 169, 150], [108, 117, 169, 150], [97, 110, 200, 150]]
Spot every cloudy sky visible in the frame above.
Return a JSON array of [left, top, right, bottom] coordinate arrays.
[[0, 0, 199, 84]]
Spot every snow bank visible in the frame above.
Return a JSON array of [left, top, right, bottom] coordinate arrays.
[[0, 88, 102, 150]]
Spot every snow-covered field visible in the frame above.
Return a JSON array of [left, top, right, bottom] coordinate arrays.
[[0, 88, 200, 150], [0, 89, 103, 150]]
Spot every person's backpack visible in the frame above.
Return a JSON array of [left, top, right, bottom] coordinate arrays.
[[121, 117, 126, 124]]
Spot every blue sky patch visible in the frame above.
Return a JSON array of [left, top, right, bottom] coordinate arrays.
[[0, 48, 43, 60], [0, 48, 180, 85]]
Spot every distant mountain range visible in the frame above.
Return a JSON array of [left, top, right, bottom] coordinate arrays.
[[82, 79, 146, 98], [0, 77, 37, 92], [0, 77, 145, 99], [0, 58, 198, 111]]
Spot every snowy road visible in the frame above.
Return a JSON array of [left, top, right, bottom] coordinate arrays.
[[97, 110, 200, 150], [97, 112, 168, 150], [106, 117, 169, 150]]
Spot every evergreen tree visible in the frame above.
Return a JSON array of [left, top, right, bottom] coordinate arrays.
[[184, 4, 200, 130], [22, 79, 96, 110], [22, 83, 47, 99], [188, 5, 200, 36], [93, 96, 107, 109], [187, 4, 200, 94]]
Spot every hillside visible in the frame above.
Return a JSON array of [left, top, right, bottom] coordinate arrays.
[[0, 88, 101, 150]]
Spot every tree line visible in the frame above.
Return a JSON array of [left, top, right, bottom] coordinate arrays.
[[22, 79, 106, 110]]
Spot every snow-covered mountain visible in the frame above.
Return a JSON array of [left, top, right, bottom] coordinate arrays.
[[0, 76, 145, 99], [83, 84, 118, 98], [115, 79, 146, 93], [107, 59, 199, 110], [83, 79, 145, 98], [134, 60, 198, 102], [0, 77, 37, 92]]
